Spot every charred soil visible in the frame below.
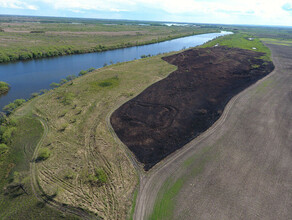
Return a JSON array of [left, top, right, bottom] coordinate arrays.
[[111, 46, 274, 170]]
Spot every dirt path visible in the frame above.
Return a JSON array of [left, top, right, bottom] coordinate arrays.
[[134, 44, 292, 219]]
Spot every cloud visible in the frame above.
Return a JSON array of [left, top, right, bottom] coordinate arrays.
[[0, 0, 292, 26], [0, 0, 37, 10]]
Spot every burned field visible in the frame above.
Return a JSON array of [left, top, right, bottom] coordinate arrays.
[[111, 47, 274, 170]]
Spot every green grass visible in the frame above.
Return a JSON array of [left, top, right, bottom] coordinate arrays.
[[256, 78, 275, 94], [149, 177, 185, 220], [149, 146, 214, 220], [0, 81, 9, 94], [0, 116, 78, 219], [128, 187, 139, 220], [90, 76, 120, 89], [260, 38, 292, 46], [201, 33, 272, 61]]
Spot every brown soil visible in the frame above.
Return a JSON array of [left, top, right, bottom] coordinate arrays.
[[110, 47, 274, 170]]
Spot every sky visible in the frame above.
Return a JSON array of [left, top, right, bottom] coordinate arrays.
[[0, 0, 292, 26]]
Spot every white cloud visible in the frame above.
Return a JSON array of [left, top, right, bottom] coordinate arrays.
[[0, 0, 292, 26], [0, 0, 37, 10]]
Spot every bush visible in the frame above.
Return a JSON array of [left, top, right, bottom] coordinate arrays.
[[37, 147, 51, 161], [30, 92, 40, 99], [2, 127, 17, 144], [50, 82, 60, 88], [59, 79, 68, 85], [0, 81, 10, 94], [64, 171, 76, 180], [86, 167, 107, 185], [95, 168, 107, 184], [62, 92, 75, 105], [0, 143, 8, 155], [3, 103, 16, 113], [14, 99, 26, 106], [78, 70, 87, 76], [66, 75, 77, 81], [3, 99, 26, 113], [59, 123, 68, 131], [87, 67, 95, 72]]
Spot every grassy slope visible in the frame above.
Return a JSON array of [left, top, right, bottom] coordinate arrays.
[[0, 115, 78, 219], [0, 54, 176, 219], [0, 20, 217, 63], [148, 32, 273, 219]]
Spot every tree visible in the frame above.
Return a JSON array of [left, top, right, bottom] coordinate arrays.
[[66, 75, 77, 81], [78, 70, 87, 76], [60, 79, 68, 85]]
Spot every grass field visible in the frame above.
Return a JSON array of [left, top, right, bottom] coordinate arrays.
[[0, 52, 178, 219], [0, 16, 218, 63], [200, 33, 272, 61]]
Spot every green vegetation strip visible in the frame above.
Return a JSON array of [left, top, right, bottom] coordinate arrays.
[[201, 33, 272, 61], [260, 38, 292, 46], [149, 146, 213, 220]]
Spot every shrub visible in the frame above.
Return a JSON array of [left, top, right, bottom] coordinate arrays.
[[87, 67, 95, 72], [98, 81, 112, 87], [2, 127, 17, 144], [3, 99, 26, 113], [78, 70, 87, 76], [64, 171, 76, 180], [62, 92, 75, 105], [13, 99, 26, 106], [86, 167, 107, 185], [50, 82, 60, 88], [0, 143, 8, 155], [95, 168, 107, 184], [0, 81, 10, 94], [3, 103, 16, 113], [30, 92, 40, 99], [66, 75, 77, 81], [60, 79, 68, 85], [37, 147, 51, 161], [59, 123, 68, 131]]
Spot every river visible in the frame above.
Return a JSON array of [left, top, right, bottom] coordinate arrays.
[[0, 31, 231, 109]]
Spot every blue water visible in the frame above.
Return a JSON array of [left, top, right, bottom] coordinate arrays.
[[0, 31, 231, 109]]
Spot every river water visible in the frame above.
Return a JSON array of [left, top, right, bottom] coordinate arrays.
[[0, 31, 231, 109]]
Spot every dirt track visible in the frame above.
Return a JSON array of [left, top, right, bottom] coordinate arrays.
[[134, 43, 292, 219], [111, 47, 273, 170]]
